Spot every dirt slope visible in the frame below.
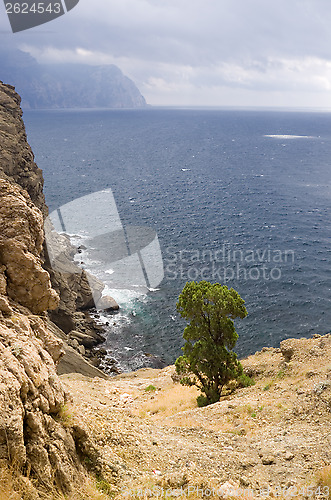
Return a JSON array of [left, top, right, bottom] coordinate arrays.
[[61, 333, 331, 498]]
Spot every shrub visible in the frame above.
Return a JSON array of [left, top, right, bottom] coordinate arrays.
[[145, 385, 157, 392]]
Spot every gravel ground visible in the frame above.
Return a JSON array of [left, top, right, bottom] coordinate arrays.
[[61, 334, 331, 498]]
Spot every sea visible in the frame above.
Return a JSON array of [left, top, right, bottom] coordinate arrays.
[[23, 107, 331, 372]]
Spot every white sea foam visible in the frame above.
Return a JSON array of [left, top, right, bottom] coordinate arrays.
[[264, 134, 316, 139], [73, 252, 102, 267], [62, 232, 87, 240], [102, 284, 149, 307]]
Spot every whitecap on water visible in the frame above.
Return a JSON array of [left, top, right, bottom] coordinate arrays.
[[102, 284, 149, 308], [264, 134, 316, 139]]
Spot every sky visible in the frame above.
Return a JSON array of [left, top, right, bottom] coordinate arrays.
[[1, 0, 331, 107]]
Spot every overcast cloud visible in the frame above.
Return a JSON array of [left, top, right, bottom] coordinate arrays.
[[1, 0, 331, 106]]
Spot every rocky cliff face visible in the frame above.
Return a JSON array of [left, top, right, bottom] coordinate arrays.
[[0, 82, 46, 214], [0, 180, 59, 314], [0, 48, 147, 109], [38, 63, 148, 109], [0, 80, 114, 370], [0, 81, 105, 495]]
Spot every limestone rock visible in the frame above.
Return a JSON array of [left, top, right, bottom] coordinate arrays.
[[0, 180, 59, 314], [78, 345, 85, 356], [0, 315, 84, 493], [161, 471, 188, 488], [261, 456, 275, 465], [96, 295, 120, 311], [0, 265, 7, 294], [69, 330, 99, 349], [280, 335, 331, 363], [1, 49, 147, 110], [29, 315, 64, 364], [280, 339, 295, 362], [0, 237, 59, 314], [0, 179, 44, 254], [0, 80, 107, 495], [0, 81, 46, 214], [0, 80, 108, 361], [218, 480, 240, 498], [0, 296, 12, 315]]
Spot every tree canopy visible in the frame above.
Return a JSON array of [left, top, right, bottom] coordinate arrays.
[[175, 280, 248, 406]]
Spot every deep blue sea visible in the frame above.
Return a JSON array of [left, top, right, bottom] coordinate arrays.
[[24, 108, 331, 372]]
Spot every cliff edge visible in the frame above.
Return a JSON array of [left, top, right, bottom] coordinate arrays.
[[0, 80, 118, 375], [0, 81, 110, 497]]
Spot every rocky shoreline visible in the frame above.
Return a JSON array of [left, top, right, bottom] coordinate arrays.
[[44, 224, 121, 374]]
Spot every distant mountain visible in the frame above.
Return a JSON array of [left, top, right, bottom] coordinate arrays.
[[0, 48, 147, 109]]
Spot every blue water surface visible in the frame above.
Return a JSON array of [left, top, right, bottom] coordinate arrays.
[[24, 108, 331, 371]]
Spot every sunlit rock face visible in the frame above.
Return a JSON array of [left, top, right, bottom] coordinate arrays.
[[0, 80, 101, 495]]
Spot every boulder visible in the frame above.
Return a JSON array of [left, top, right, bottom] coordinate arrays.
[[69, 330, 99, 348], [280, 339, 295, 362], [95, 295, 119, 311]]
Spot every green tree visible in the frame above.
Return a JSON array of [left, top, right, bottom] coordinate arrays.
[[175, 280, 248, 406]]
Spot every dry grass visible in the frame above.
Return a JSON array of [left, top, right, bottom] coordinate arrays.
[[0, 468, 21, 500], [316, 465, 331, 499], [0, 467, 113, 500], [135, 384, 199, 419], [54, 403, 75, 428]]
